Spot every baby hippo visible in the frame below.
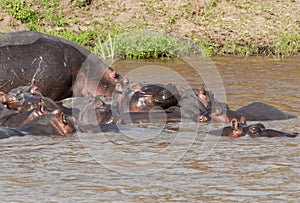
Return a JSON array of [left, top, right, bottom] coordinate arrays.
[[78, 95, 113, 125], [209, 117, 298, 138]]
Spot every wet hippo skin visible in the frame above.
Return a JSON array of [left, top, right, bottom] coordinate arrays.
[[208, 117, 298, 138], [211, 102, 297, 122], [235, 102, 297, 121], [0, 31, 120, 101]]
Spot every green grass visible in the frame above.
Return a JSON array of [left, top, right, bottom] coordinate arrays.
[[4, 0, 39, 29], [274, 32, 300, 58], [94, 30, 198, 60], [1, 0, 300, 58]]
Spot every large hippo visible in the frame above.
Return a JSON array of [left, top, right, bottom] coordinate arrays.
[[208, 117, 298, 138], [0, 31, 120, 101]]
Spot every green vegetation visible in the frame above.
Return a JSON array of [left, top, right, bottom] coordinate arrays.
[[4, 0, 39, 29], [1, 0, 300, 58], [95, 31, 197, 60]]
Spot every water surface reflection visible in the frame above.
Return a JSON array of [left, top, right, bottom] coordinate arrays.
[[0, 56, 299, 202]]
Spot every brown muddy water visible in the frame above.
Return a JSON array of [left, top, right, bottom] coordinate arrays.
[[1, 56, 299, 202]]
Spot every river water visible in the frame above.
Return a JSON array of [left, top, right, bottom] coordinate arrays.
[[0, 56, 299, 202]]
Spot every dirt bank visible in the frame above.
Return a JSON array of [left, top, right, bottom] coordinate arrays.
[[1, 0, 300, 56]]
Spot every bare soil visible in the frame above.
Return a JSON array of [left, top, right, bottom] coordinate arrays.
[[1, 0, 300, 55]]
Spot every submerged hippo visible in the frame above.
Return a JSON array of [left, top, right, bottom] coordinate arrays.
[[0, 112, 76, 139], [0, 106, 42, 127], [178, 87, 296, 123], [0, 111, 119, 139], [0, 31, 121, 101], [58, 94, 114, 125], [112, 79, 180, 122], [179, 87, 228, 122], [0, 83, 62, 127], [211, 102, 297, 123], [209, 117, 298, 138]]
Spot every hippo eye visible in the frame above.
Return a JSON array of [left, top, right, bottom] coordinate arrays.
[[32, 86, 39, 94], [95, 102, 101, 107]]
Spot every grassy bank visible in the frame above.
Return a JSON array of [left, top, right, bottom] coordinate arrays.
[[1, 0, 300, 58]]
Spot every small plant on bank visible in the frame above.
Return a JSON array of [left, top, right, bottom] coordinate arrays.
[[95, 30, 200, 60], [4, 0, 38, 29]]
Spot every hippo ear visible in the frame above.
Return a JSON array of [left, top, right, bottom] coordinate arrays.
[[239, 116, 246, 125], [179, 87, 186, 94], [61, 113, 67, 124], [215, 106, 222, 115], [115, 83, 123, 92], [122, 78, 129, 85], [87, 92, 94, 102], [231, 119, 239, 130], [39, 104, 46, 115]]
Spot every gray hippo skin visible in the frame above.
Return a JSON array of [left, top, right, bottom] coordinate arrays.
[[112, 79, 181, 123], [208, 117, 299, 138], [0, 31, 120, 101], [235, 102, 297, 121], [0, 112, 119, 139], [211, 102, 297, 122], [0, 113, 76, 139]]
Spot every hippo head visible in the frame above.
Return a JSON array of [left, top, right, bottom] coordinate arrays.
[[221, 117, 247, 137], [113, 79, 179, 113], [18, 112, 76, 136], [73, 65, 122, 98], [78, 95, 113, 125]]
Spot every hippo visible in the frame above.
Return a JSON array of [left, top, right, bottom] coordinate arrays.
[[208, 117, 298, 138], [0, 31, 121, 101], [112, 79, 180, 123], [17, 112, 76, 136], [0, 106, 42, 127], [57, 94, 114, 125], [0, 111, 119, 139], [178, 87, 296, 123], [211, 102, 297, 123], [179, 87, 228, 122], [1, 83, 59, 113], [0, 112, 76, 139], [78, 95, 113, 125], [0, 83, 64, 127]]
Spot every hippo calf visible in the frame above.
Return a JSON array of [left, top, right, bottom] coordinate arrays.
[[0, 31, 121, 101], [209, 117, 298, 138]]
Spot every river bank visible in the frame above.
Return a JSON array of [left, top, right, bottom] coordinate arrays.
[[1, 0, 300, 57]]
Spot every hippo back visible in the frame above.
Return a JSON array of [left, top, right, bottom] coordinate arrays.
[[0, 31, 108, 100], [236, 102, 297, 121]]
